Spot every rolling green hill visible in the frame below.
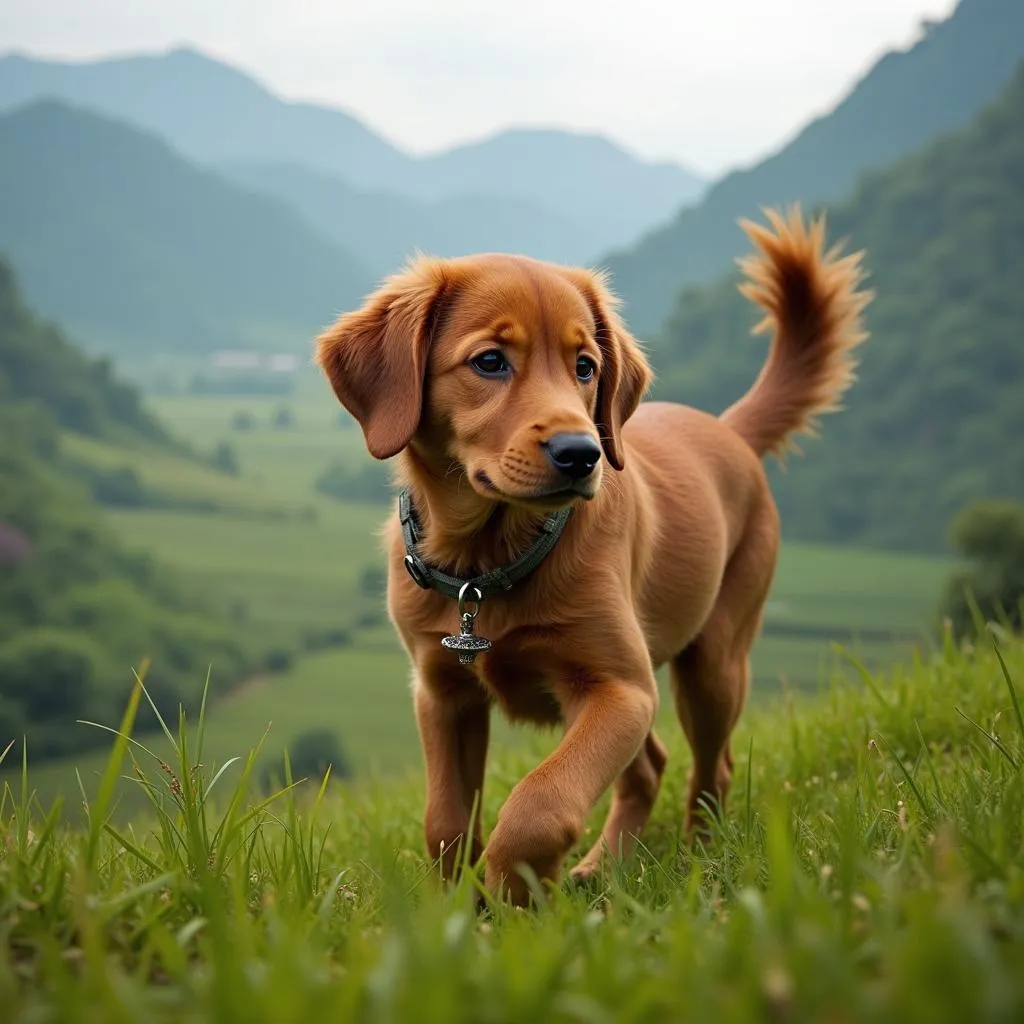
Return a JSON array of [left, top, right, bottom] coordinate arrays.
[[601, 0, 1024, 337], [0, 47, 705, 254], [0, 257, 259, 757], [650, 63, 1024, 553], [0, 100, 371, 357]]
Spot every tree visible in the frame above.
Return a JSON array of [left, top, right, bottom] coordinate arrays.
[[314, 459, 391, 505], [940, 500, 1024, 638], [231, 410, 254, 432], [261, 728, 352, 791], [211, 441, 240, 476], [0, 628, 103, 721]]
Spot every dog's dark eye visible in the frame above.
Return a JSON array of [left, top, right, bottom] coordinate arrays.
[[470, 349, 510, 378], [576, 355, 597, 382]]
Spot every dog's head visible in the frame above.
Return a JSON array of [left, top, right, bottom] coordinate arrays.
[[315, 253, 652, 509]]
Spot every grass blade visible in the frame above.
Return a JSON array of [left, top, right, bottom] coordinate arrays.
[[84, 664, 147, 872], [954, 706, 1018, 770], [991, 635, 1024, 745]]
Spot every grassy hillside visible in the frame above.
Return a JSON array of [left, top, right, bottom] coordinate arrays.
[[0, 100, 370, 357], [601, 0, 1024, 336], [221, 160, 605, 276], [0, 47, 705, 254], [649, 62, 1024, 554], [0, 261, 267, 758], [1, 624, 1021, 1020], [2, 379, 953, 815]]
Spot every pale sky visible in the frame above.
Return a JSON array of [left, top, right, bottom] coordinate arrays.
[[1, 0, 959, 176]]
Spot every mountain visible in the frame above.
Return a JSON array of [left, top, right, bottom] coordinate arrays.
[[221, 160, 604, 277], [0, 100, 371, 356], [409, 128, 703, 250], [0, 47, 410, 192], [650, 62, 1024, 554], [0, 257, 256, 757], [601, 0, 1024, 337], [0, 47, 706, 255]]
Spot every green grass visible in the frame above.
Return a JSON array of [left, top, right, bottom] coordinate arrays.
[[2, 627, 1022, 1021]]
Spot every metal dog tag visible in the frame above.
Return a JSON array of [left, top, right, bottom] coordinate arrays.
[[441, 584, 492, 665]]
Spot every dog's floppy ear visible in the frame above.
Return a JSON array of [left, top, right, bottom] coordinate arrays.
[[564, 269, 652, 471], [315, 258, 453, 460]]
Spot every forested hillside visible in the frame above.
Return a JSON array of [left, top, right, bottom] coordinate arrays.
[[0, 100, 370, 357], [650, 64, 1024, 553], [602, 0, 1024, 336], [0, 258, 255, 756], [0, 260, 168, 442]]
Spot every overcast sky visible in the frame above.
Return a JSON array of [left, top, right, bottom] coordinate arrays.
[[2, 0, 959, 177]]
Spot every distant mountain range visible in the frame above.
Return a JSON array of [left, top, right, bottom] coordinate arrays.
[[0, 100, 371, 356], [0, 46, 706, 262], [220, 159, 605, 275], [1, 0, 1021, 362], [601, 0, 1024, 336]]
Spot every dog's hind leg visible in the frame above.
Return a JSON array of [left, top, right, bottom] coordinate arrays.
[[670, 493, 779, 836], [569, 729, 668, 882]]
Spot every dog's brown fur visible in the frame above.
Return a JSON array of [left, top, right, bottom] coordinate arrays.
[[315, 206, 872, 905]]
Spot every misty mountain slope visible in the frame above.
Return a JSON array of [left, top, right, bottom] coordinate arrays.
[[0, 100, 371, 356], [411, 127, 704, 249], [601, 0, 1024, 336], [0, 47, 409, 194], [0, 47, 705, 255], [650, 62, 1024, 553], [221, 160, 605, 276]]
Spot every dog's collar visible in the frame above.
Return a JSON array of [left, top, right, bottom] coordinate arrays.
[[398, 487, 573, 603]]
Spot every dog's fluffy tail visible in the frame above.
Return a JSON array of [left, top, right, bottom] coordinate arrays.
[[721, 206, 873, 459]]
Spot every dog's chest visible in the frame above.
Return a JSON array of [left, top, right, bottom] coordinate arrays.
[[469, 634, 564, 726]]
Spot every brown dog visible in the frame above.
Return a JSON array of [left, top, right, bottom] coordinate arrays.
[[315, 206, 871, 905]]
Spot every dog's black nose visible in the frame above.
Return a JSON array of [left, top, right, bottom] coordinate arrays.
[[543, 433, 602, 480]]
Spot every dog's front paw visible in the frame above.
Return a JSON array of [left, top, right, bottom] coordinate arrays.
[[567, 857, 604, 885], [483, 786, 584, 906]]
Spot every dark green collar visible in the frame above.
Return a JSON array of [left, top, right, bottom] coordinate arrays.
[[398, 488, 573, 602]]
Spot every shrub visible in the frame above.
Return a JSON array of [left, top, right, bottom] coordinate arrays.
[[261, 728, 352, 791], [314, 459, 391, 505], [358, 565, 387, 600], [87, 465, 148, 507], [272, 405, 295, 430], [302, 627, 352, 652], [355, 608, 386, 630], [232, 411, 255, 432], [940, 500, 1024, 637], [263, 648, 294, 674], [0, 628, 105, 722], [211, 441, 240, 476]]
